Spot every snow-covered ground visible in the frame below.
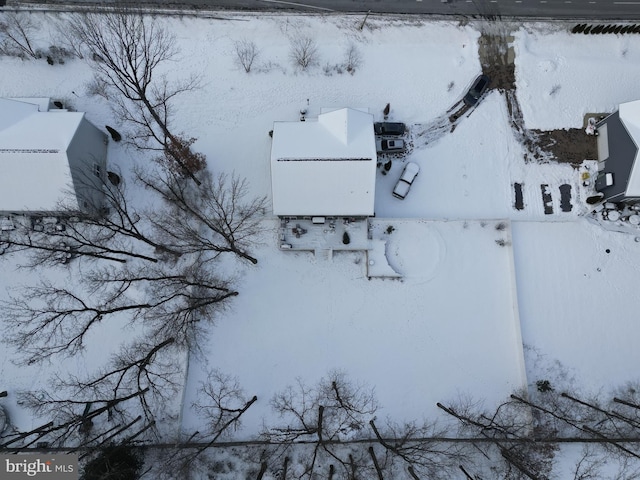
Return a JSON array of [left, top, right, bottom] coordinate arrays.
[[515, 25, 640, 129], [182, 218, 527, 435], [2, 13, 640, 466]]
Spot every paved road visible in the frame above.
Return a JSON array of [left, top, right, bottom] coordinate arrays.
[[142, 0, 640, 19], [5, 0, 640, 19]]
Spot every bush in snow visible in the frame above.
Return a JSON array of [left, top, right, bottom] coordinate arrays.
[[233, 38, 259, 73], [343, 42, 362, 74], [83, 443, 144, 480], [289, 34, 318, 70], [106, 125, 122, 142], [44, 45, 73, 64]]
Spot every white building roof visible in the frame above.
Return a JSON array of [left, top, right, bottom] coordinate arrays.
[[620, 101, 640, 197], [270, 108, 377, 216], [0, 98, 85, 212]]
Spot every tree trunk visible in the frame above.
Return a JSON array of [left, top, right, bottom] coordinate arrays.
[[368, 446, 384, 480]]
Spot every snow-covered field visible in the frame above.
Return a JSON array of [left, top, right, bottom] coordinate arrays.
[[182, 218, 527, 435], [515, 25, 640, 129], [2, 12, 640, 467]]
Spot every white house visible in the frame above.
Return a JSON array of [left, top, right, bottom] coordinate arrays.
[[0, 97, 108, 215], [270, 107, 377, 217]]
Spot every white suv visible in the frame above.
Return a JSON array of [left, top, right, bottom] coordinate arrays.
[[392, 162, 420, 200]]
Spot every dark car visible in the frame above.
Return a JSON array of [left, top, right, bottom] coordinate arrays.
[[463, 74, 490, 106], [374, 122, 406, 136]]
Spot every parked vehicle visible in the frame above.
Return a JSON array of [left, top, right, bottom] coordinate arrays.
[[374, 122, 406, 136], [376, 138, 405, 153], [392, 162, 420, 200], [0, 217, 15, 231], [463, 74, 490, 106]]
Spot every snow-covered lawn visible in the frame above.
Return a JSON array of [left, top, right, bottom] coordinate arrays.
[[182, 218, 527, 436], [515, 26, 640, 129], [513, 220, 640, 391], [2, 13, 640, 454]]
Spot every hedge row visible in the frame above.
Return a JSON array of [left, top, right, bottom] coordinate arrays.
[[572, 24, 640, 34]]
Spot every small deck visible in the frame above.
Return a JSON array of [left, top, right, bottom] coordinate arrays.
[[278, 216, 402, 278], [278, 217, 371, 253]]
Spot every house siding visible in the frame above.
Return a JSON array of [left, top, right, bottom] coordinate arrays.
[[595, 111, 638, 203], [67, 117, 108, 214]]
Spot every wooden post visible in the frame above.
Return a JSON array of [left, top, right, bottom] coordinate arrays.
[[359, 11, 371, 31]]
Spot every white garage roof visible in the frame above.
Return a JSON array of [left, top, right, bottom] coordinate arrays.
[[270, 108, 377, 217], [0, 98, 84, 212]]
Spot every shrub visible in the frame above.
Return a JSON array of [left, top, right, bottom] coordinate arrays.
[[536, 380, 554, 393], [289, 34, 318, 70], [157, 136, 207, 177], [343, 42, 362, 74], [106, 125, 122, 142], [233, 39, 259, 73], [82, 444, 143, 480]]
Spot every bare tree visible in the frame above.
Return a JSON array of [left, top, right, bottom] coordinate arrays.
[[572, 445, 607, 480], [192, 369, 256, 439], [66, 10, 203, 182], [51, 16, 86, 59], [0, 12, 40, 59], [289, 34, 318, 70], [3, 338, 176, 450], [3, 280, 152, 365], [437, 396, 557, 480], [141, 370, 257, 478], [138, 168, 267, 264], [234, 39, 259, 73], [87, 260, 238, 345], [2, 258, 238, 365], [262, 370, 377, 478], [369, 418, 468, 479], [180, 370, 257, 463]]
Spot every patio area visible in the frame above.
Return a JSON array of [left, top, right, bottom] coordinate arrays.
[[278, 217, 371, 256]]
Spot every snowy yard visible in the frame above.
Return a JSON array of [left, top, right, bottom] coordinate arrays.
[[2, 10, 640, 478], [181, 218, 527, 436]]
